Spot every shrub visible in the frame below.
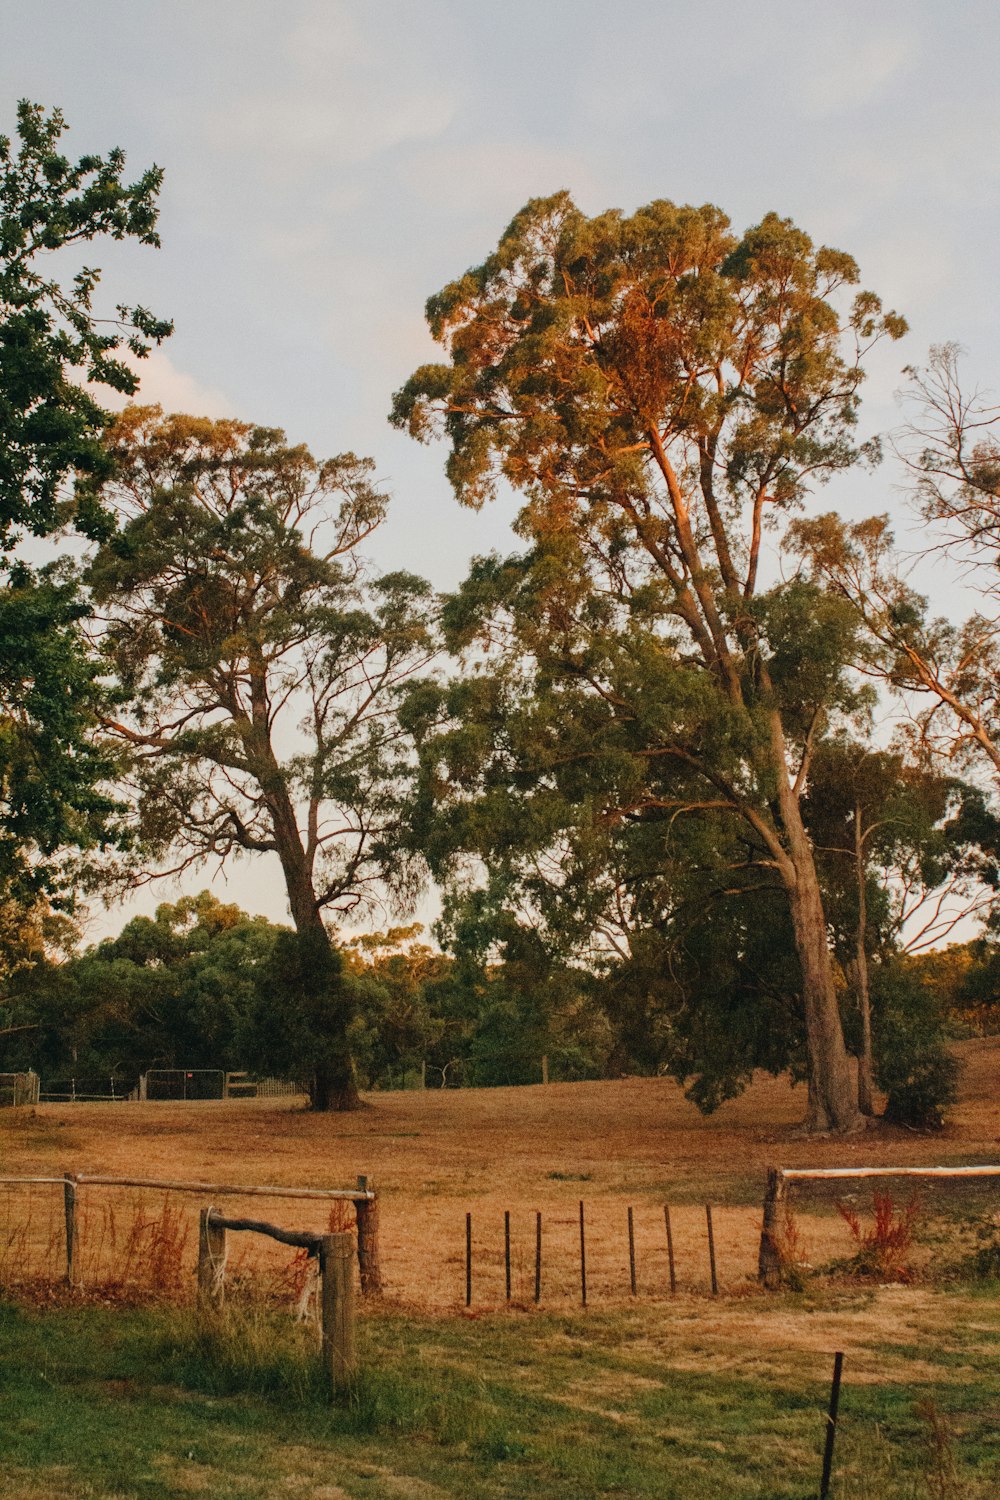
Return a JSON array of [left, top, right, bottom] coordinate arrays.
[[873, 962, 960, 1129], [837, 1191, 921, 1282]]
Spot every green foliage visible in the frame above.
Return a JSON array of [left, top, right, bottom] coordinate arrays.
[[84, 407, 435, 1107], [0, 100, 170, 542], [342, 926, 447, 1088], [0, 891, 280, 1080], [245, 926, 355, 1108], [0, 561, 125, 903], [0, 101, 168, 905], [394, 190, 910, 1133], [88, 407, 434, 928], [873, 962, 961, 1128]]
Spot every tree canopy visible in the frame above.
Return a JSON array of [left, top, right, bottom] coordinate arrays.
[[393, 192, 907, 1131], [1, 99, 170, 543]]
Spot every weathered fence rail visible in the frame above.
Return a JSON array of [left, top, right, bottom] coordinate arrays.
[[758, 1163, 1000, 1286], [197, 1207, 356, 1394], [0, 1170, 381, 1294]]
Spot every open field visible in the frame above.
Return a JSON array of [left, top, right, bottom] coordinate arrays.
[[4, 1037, 1000, 1306], [3, 1040, 1000, 1497]]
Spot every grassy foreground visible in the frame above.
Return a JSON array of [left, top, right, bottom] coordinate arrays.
[[3, 1287, 1000, 1499]]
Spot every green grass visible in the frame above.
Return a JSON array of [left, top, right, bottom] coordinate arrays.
[[2, 1292, 1000, 1498]]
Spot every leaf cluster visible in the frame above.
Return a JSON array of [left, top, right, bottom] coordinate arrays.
[[0, 100, 170, 543]]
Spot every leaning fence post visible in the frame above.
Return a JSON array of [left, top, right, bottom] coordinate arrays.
[[197, 1207, 227, 1309], [819, 1352, 845, 1499], [705, 1203, 718, 1295], [320, 1230, 356, 1396], [355, 1175, 382, 1295], [664, 1204, 677, 1295], [758, 1166, 787, 1288], [63, 1171, 78, 1287]]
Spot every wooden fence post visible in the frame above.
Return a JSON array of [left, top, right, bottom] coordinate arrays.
[[320, 1230, 356, 1396], [758, 1167, 787, 1288], [541, 1054, 549, 1085], [63, 1171, 78, 1287], [820, 1352, 845, 1499], [705, 1203, 718, 1295], [355, 1175, 382, 1296], [664, 1204, 677, 1295], [504, 1210, 511, 1301], [197, 1208, 227, 1309], [579, 1200, 587, 1307], [627, 1205, 637, 1296], [465, 1211, 472, 1306]]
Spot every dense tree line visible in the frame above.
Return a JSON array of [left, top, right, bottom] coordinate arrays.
[[3, 104, 1000, 1127]]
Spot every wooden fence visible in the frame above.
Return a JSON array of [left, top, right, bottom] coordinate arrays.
[[0, 1170, 381, 1296], [0, 1071, 39, 1107], [758, 1163, 1000, 1286], [197, 1207, 355, 1394]]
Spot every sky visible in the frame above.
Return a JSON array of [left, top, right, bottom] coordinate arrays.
[[3, 0, 1000, 939]]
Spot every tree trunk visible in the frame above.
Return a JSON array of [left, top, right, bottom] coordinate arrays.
[[312, 1053, 361, 1112], [853, 804, 876, 1116], [263, 768, 361, 1110], [770, 713, 864, 1135], [301, 916, 360, 1113], [785, 855, 864, 1133]]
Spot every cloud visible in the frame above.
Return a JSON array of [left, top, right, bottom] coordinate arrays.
[[406, 141, 603, 219], [105, 349, 236, 419], [796, 31, 920, 117], [203, 1, 457, 171]]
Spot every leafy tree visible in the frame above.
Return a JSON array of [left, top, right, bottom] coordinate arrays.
[[1, 892, 278, 1082], [870, 959, 960, 1129], [393, 193, 906, 1131], [87, 407, 436, 1109], [803, 736, 995, 1114], [0, 560, 126, 905], [0, 100, 169, 906], [434, 888, 613, 1087], [1, 99, 170, 541], [341, 925, 447, 1088]]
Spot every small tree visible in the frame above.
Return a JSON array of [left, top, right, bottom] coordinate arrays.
[[804, 736, 994, 1114], [88, 407, 436, 1109]]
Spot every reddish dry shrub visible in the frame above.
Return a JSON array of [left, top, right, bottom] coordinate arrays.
[[837, 1190, 921, 1282]]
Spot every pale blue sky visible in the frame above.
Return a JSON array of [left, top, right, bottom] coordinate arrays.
[[4, 1, 999, 934]]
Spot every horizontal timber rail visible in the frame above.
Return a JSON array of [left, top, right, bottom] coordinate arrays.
[[759, 1162, 1000, 1286], [0, 1171, 382, 1296], [0, 1173, 374, 1199], [780, 1166, 1000, 1181], [205, 1210, 324, 1251], [198, 1209, 356, 1395]]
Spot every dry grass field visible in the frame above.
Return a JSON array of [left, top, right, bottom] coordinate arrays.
[[3, 1036, 1000, 1307], [4, 1041, 1000, 1497]]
